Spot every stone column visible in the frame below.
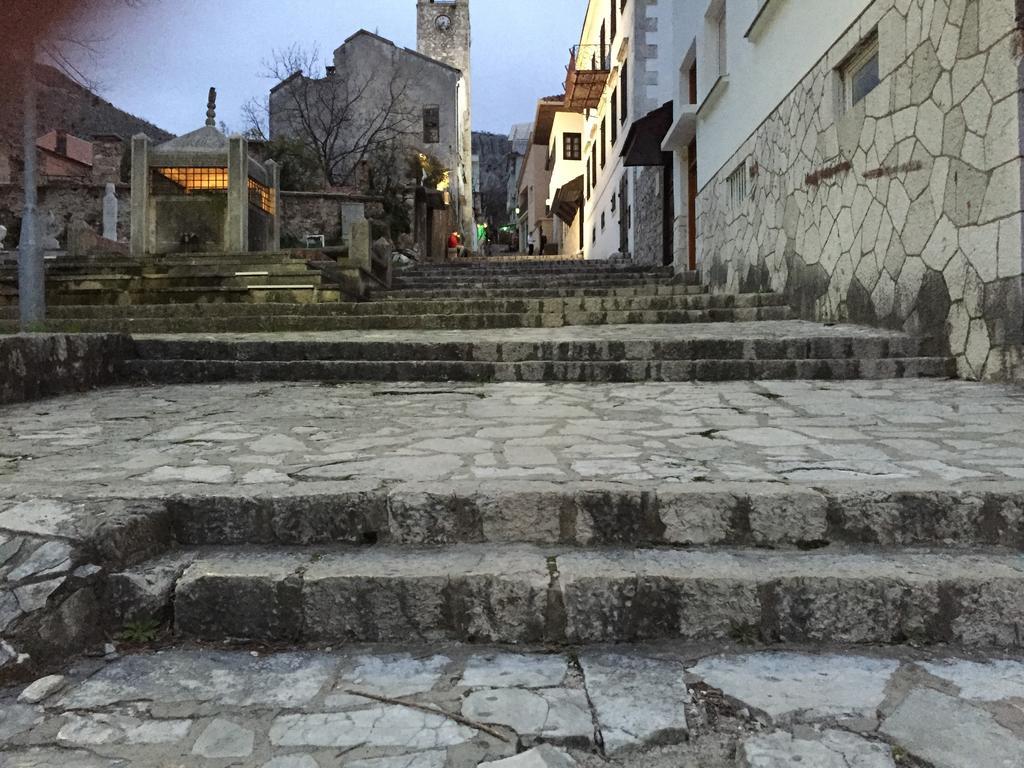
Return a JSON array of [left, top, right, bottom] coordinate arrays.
[[350, 219, 371, 272], [103, 183, 118, 242], [226, 136, 249, 252], [129, 134, 150, 258], [265, 159, 281, 252]]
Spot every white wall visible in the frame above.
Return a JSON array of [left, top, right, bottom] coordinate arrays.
[[696, 0, 871, 187], [548, 111, 585, 203], [578, 0, 647, 260]]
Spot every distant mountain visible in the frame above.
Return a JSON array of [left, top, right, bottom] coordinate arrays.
[[473, 131, 513, 226], [0, 62, 172, 152]]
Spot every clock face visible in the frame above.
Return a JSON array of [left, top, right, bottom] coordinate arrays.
[[435, 14, 452, 32]]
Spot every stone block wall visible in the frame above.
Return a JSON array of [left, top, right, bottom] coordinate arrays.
[[280, 192, 385, 247], [634, 166, 666, 265], [697, 0, 1023, 380], [0, 181, 131, 248], [0, 334, 134, 405]]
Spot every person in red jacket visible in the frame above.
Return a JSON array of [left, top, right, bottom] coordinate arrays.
[[448, 231, 459, 249]]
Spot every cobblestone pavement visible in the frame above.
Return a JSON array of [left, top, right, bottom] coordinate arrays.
[[2, 378, 1024, 498], [2, 645, 1023, 767]]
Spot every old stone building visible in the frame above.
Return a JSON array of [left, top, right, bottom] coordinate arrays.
[[270, 1, 475, 248], [471, 131, 512, 230]]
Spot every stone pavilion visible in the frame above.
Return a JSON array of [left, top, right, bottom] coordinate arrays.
[[130, 89, 281, 256]]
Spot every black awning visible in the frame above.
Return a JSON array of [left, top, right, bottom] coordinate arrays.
[[621, 101, 674, 167], [551, 175, 584, 224]]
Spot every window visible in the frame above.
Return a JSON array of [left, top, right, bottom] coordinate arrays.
[[621, 61, 629, 123], [843, 35, 880, 109], [601, 119, 607, 167], [564, 132, 582, 161], [592, 151, 598, 183], [727, 161, 748, 206], [593, 226, 597, 244], [601, 211, 606, 230], [708, 0, 727, 80], [586, 157, 591, 198], [423, 106, 440, 144], [611, 91, 619, 144], [611, 0, 617, 42]]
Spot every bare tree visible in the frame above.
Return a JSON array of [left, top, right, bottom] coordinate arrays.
[[252, 43, 419, 190]]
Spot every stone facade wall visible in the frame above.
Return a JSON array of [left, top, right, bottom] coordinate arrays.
[[634, 166, 665, 265], [280, 192, 385, 247], [697, 0, 1023, 380], [0, 181, 131, 249], [0, 334, 134, 405]]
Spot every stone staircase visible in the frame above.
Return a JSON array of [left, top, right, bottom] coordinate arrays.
[[0, 256, 955, 382], [84, 386, 1023, 650], [0, 256, 1016, 767], [124, 323, 953, 383], [0, 252, 340, 311]]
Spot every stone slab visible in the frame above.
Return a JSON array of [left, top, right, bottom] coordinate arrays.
[[462, 687, 594, 745], [268, 707, 476, 749], [739, 730, 896, 768], [579, 654, 689, 753], [689, 653, 899, 723], [881, 688, 1024, 768]]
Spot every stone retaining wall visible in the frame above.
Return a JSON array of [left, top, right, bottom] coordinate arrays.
[[0, 334, 134, 405], [698, 0, 1023, 380], [280, 191, 386, 247], [0, 181, 132, 247]]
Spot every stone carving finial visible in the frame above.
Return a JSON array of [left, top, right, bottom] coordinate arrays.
[[206, 87, 217, 127]]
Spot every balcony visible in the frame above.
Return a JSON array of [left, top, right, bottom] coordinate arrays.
[[564, 44, 611, 111]]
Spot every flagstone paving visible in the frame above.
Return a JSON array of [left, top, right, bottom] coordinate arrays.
[[2, 646, 1023, 767], [2, 378, 1024, 499]]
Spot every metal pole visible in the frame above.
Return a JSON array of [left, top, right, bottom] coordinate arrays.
[[18, 46, 45, 329]]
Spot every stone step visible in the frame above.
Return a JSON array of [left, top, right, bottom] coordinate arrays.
[[0, 307, 794, 334], [391, 276, 679, 288], [130, 327, 931, 362], [125, 356, 953, 384], [174, 354, 949, 382], [33, 293, 787, 319], [397, 265, 677, 277], [140, 263, 318, 279], [172, 545, 1024, 646], [377, 285, 708, 299], [160, 483, 1024, 549]]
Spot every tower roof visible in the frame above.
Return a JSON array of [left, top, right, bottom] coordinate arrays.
[[154, 87, 227, 154]]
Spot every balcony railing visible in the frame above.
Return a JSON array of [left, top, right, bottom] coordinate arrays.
[[565, 44, 611, 111]]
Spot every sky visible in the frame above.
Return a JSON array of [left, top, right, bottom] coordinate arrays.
[[75, 0, 589, 137]]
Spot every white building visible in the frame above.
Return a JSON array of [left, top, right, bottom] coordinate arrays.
[[548, 0, 1024, 382], [506, 122, 532, 227], [543, 0, 681, 264], [678, 0, 1024, 381]]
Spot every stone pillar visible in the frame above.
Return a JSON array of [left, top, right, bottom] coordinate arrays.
[[129, 134, 150, 258], [265, 159, 281, 252], [349, 218, 371, 272], [226, 135, 249, 252], [103, 183, 118, 242]]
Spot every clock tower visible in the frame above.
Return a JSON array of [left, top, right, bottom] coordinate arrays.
[[416, 0, 471, 90], [416, 0, 476, 248]]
